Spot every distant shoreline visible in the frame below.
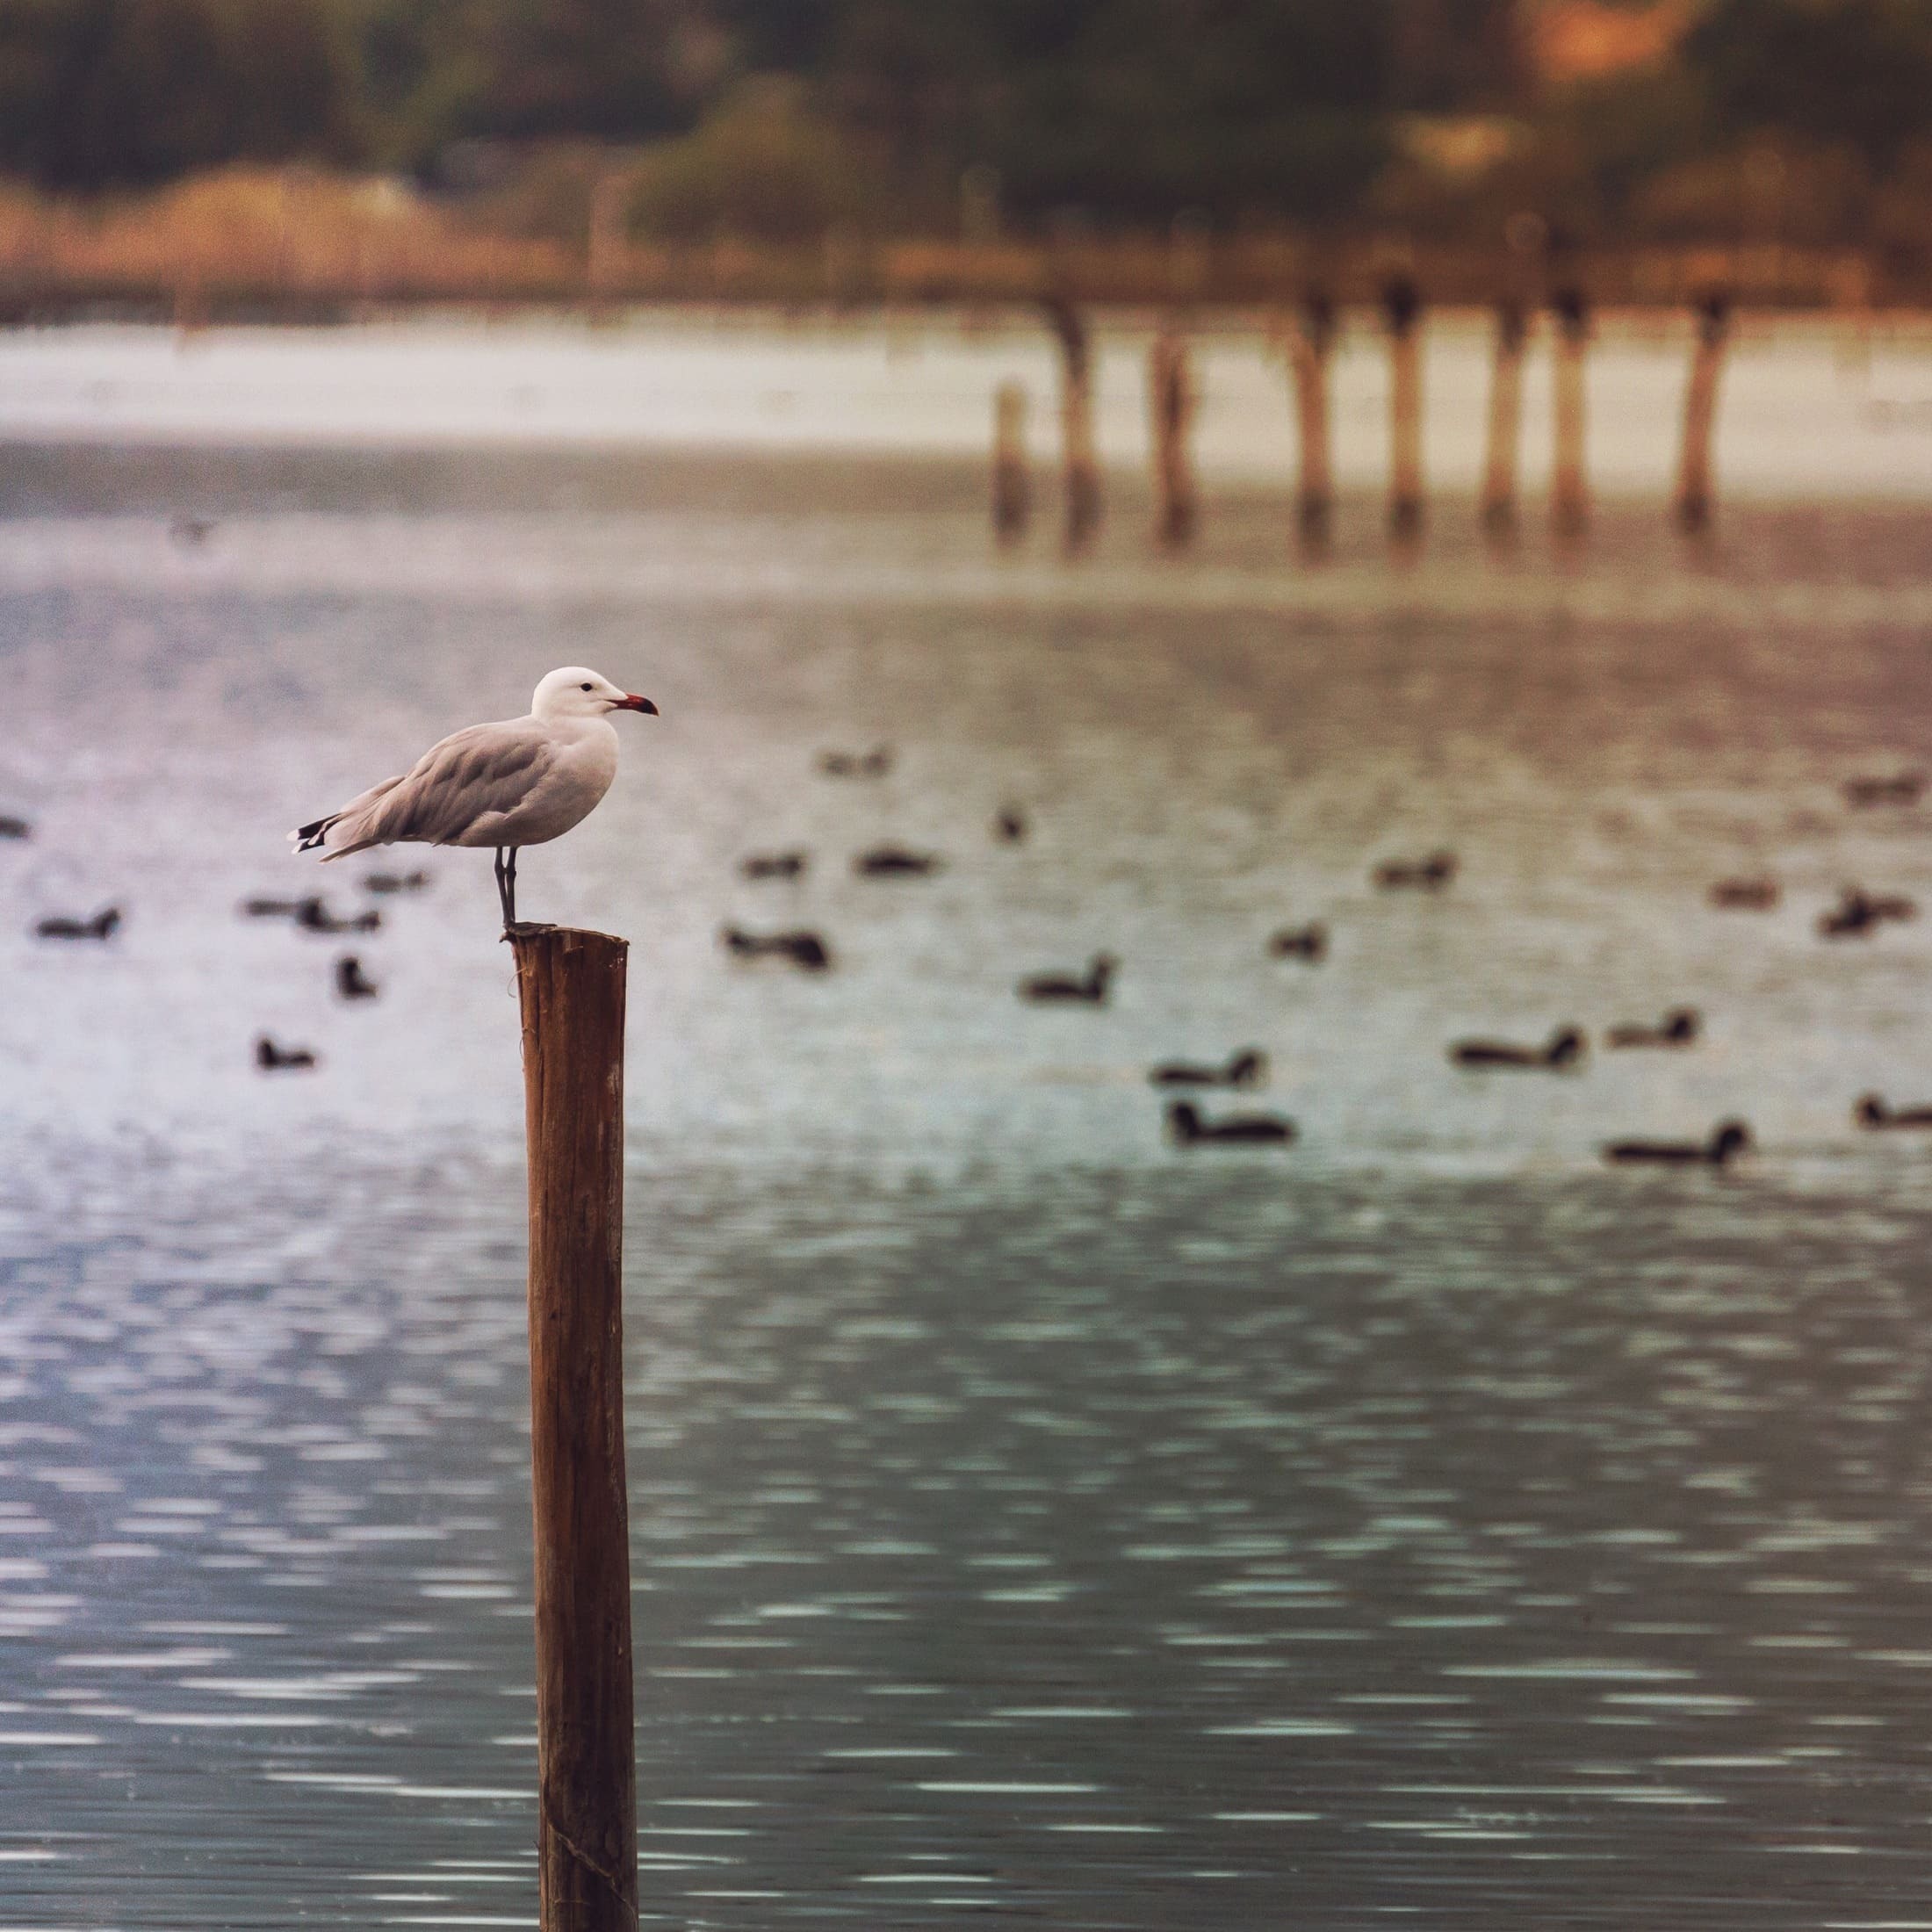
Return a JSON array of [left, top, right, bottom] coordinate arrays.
[[0, 198, 1917, 327], [7, 292, 1932, 332]]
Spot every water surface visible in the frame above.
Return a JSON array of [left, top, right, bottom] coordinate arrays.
[[3, 358, 1932, 1926]]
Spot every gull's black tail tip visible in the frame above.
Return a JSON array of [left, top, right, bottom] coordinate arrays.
[[291, 813, 337, 854]]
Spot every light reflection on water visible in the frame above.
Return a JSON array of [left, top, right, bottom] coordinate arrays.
[[6, 1155, 1932, 1927], [2, 432, 1932, 1926]]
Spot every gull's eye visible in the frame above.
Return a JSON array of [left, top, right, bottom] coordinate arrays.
[[580, 682, 592, 692]]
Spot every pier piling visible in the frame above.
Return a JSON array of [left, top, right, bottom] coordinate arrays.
[[991, 381, 1032, 542], [1550, 285, 1590, 538], [1676, 290, 1732, 534], [586, 171, 629, 315], [174, 270, 208, 342], [1481, 298, 1527, 538], [1285, 289, 1336, 547], [1046, 298, 1101, 552], [1381, 275, 1424, 543], [1148, 324, 1198, 547], [511, 924, 639, 1932]]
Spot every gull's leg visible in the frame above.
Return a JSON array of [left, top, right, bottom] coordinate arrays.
[[505, 847, 519, 927], [494, 847, 513, 928]]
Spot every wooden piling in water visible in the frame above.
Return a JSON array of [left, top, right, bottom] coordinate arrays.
[[510, 925, 638, 1932], [1550, 285, 1590, 537], [1481, 298, 1527, 537], [1381, 276, 1424, 542], [1285, 289, 1336, 547], [1676, 289, 1732, 535], [586, 171, 629, 316], [1045, 298, 1101, 551], [1147, 324, 1198, 548], [991, 381, 1031, 542], [174, 269, 208, 342]]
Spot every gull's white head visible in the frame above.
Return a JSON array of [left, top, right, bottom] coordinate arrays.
[[532, 667, 659, 722]]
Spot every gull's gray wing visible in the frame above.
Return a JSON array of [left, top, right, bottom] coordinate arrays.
[[353, 718, 553, 848]]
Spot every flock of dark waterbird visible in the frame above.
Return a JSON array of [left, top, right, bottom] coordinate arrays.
[[234, 872, 428, 1068], [0, 799, 435, 1071], [721, 753, 1932, 1164], [234, 872, 433, 1068], [4, 753, 1924, 1157]]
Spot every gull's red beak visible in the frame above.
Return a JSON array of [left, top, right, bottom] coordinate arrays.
[[616, 695, 659, 715]]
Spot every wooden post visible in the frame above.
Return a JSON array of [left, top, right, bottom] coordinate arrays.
[[1481, 297, 1527, 537], [174, 267, 209, 342], [1676, 288, 1732, 534], [1382, 275, 1424, 542], [1549, 284, 1590, 538], [1147, 323, 1198, 547], [991, 380, 1031, 543], [1045, 298, 1100, 552], [587, 170, 629, 317], [1286, 288, 1335, 548], [510, 925, 638, 1932]]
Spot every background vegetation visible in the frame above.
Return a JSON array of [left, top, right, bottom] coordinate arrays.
[[2, 0, 1929, 266]]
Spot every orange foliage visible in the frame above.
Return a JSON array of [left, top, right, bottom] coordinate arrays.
[[1523, 0, 1694, 86]]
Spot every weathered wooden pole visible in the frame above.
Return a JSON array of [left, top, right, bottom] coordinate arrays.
[[1381, 275, 1424, 542], [1549, 284, 1590, 538], [586, 170, 629, 315], [174, 267, 209, 342], [1045, 297, 1101, 552], [1676, 288, 1732, 535], [1286, 288, 1336, 547], [510, 925, 638, 1932], [1147, 322, 1198, 547], [991, 380, 1031, 543], [1480, 297, 1527, 537]]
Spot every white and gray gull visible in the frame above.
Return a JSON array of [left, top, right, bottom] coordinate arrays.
[[290, 667, 657, 927]]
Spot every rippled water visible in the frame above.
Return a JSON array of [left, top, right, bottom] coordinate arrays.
[[4, 355, 1932, 1926]]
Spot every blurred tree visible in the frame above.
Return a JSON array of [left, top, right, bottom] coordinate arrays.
[[979, 0, 1397, 223], [625, 72, 889, 242], [346, 0, 494, 167], [1633, 139, 1871, 246], [461, 0, 685, 141], [1686, 0, 1932, 168], [659, 0, 1400, 227], [0, 1, 76, 176], [821, 3, 992, 173], [0, 0, 357, 189], [8, 0, 1922, 250], [1872, 136, 1932, 271], [710, 0, 843, 69], [1389, 0, 1524, 111]]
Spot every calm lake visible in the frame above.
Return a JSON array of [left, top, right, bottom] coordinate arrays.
[[4, 317, 1932, 1928]]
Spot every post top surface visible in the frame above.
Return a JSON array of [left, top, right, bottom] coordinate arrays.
[[507, 922, 628, 960]]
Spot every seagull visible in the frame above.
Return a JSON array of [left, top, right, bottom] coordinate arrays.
[[290, 668, 657, 928]]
